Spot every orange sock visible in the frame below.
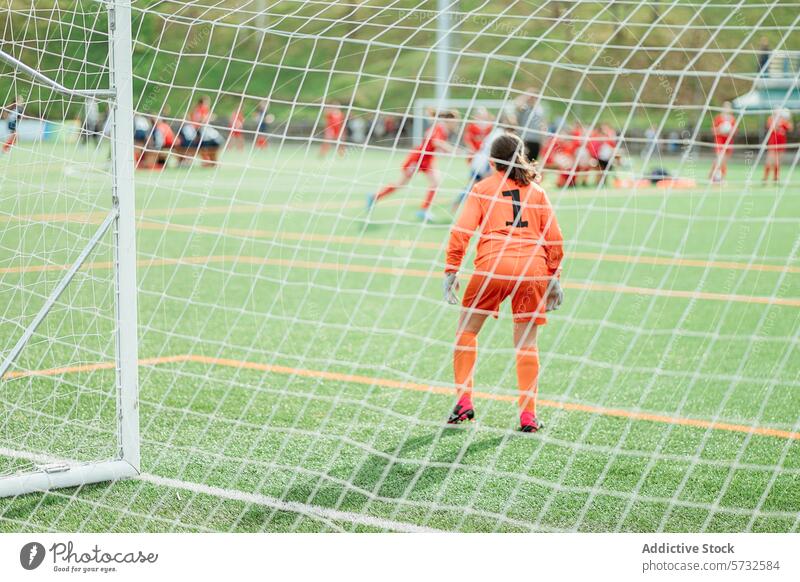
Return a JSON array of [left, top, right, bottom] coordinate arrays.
[[516, 346, 539, 421], [454, 330, 477, 408], [376, 184, 396, 201], [421, 189, 436, 210]]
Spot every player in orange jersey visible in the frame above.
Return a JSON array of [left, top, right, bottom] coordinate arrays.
[[443, 134, 564, 432], [367, 110, 460, 222], [321, 102, 346, 157], [710, 101, 736, 183], [764, 109, 793, 184], [190, 95, 211, 128], [463, 107, 493, 159]]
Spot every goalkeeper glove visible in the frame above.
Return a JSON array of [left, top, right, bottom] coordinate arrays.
[[443, 272, 460, 305], [546, 278, 563, 312]]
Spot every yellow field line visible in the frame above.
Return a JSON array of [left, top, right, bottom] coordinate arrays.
[[137, 221, 800, 275], [5, 200, 798, 276], [2, 254, 798, 307], [4, 353, 798, 442]]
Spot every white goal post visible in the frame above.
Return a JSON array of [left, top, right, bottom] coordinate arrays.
[[0, 0, 139, 497]]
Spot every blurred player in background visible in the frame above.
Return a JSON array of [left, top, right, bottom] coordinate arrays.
[[463, 107, 493, 159], [443, 134, 564, 432], [764, 109, 793, 184], [367, 110, 460, 222], [452, 114, 516, 212], [254, 101, 274, 149], [3, 96, 23, 152], [588, 123, 619, 186], [228, 102, 245, 150], [321, 101, 346, 157], [710, 101, 736, 183], [516, 88, 547, 162], [83, 96, 100, 143], [190, 95, 211, 127]]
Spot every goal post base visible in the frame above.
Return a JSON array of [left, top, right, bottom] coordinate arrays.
[[0, 460, 139, 498]]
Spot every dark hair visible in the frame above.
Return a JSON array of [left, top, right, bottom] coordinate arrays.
[[490, 133, 537, 186], [433, 109, 459, 120]]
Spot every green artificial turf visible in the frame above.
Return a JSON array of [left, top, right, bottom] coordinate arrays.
[[0, 141, 798, 532]]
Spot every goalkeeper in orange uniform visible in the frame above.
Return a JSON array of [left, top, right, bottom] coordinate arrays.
[[443, 134, 564, 432]]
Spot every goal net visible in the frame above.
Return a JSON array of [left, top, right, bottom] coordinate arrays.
[[0, 1, 139, 497], [1, 0, 799, 533]]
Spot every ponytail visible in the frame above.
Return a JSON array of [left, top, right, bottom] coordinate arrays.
[[490, 133, 538, 186]]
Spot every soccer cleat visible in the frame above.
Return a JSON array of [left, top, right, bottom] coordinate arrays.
[[519, 416, 544, 433], [416, 208, 435, 223], [366, 193, 376, 212], [447, 404, 475, 424]]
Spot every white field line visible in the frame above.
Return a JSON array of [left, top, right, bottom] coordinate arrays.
[[137, 472, 439, 533], [0, 447, 437, 533]]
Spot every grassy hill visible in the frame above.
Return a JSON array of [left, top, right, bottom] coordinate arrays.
[[1, 1, 798, 129]]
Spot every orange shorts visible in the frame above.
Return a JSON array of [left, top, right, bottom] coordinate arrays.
[[461, 256, 550, 324]]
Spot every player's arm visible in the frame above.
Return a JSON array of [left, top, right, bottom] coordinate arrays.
[[538, 189, 565, 310], [443, 188, 483, 303]]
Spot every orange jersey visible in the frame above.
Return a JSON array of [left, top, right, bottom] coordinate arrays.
[[191, 104, 210, 126], [231, 109, 245, 130], [464, 121, 492, 152], [155, 121, 175, 148], [326, 109, 345, 135], [713, 113, 735, 143], [446, 172, 564, 277], [766, 115, 791, 145]]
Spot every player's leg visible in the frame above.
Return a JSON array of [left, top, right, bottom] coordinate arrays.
[[370, 167, 413, 209], [763, 149, 773, 183], [774, 149, 781, 182], [513, 319, 542, 432], [449, 309, 489, 424], [510, 272, 549, 432], [3, 131, 16, 152], [417, 167, 441, 221], [448, 274, 504, 424], [452, 170, 479, 212], [709, 150, 719, 180]]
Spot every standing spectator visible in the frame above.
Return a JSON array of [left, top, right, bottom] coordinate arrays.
[[643, 126, 659, 160], [348, 115, 367, 144], [383, 114, 398, 137], [516, 88, 546, 162], [321, 101, 346, 157], [758, 37, 772, 76], [254, 101, 274, 149], [710, 101, 736, 183], [83, 97, 100, 143], [764, 109, 793, 184]]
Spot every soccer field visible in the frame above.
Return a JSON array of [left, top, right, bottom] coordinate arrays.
[[1, 142, 799, 533]]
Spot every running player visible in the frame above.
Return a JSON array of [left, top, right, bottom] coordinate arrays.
[[321, 101, 346, 157], [443, 134, 564, 432], [368, 110, 460, 222], [3, 96, 23, 153], [764, 109, 793, 184], [710, 101, 736, 183]]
